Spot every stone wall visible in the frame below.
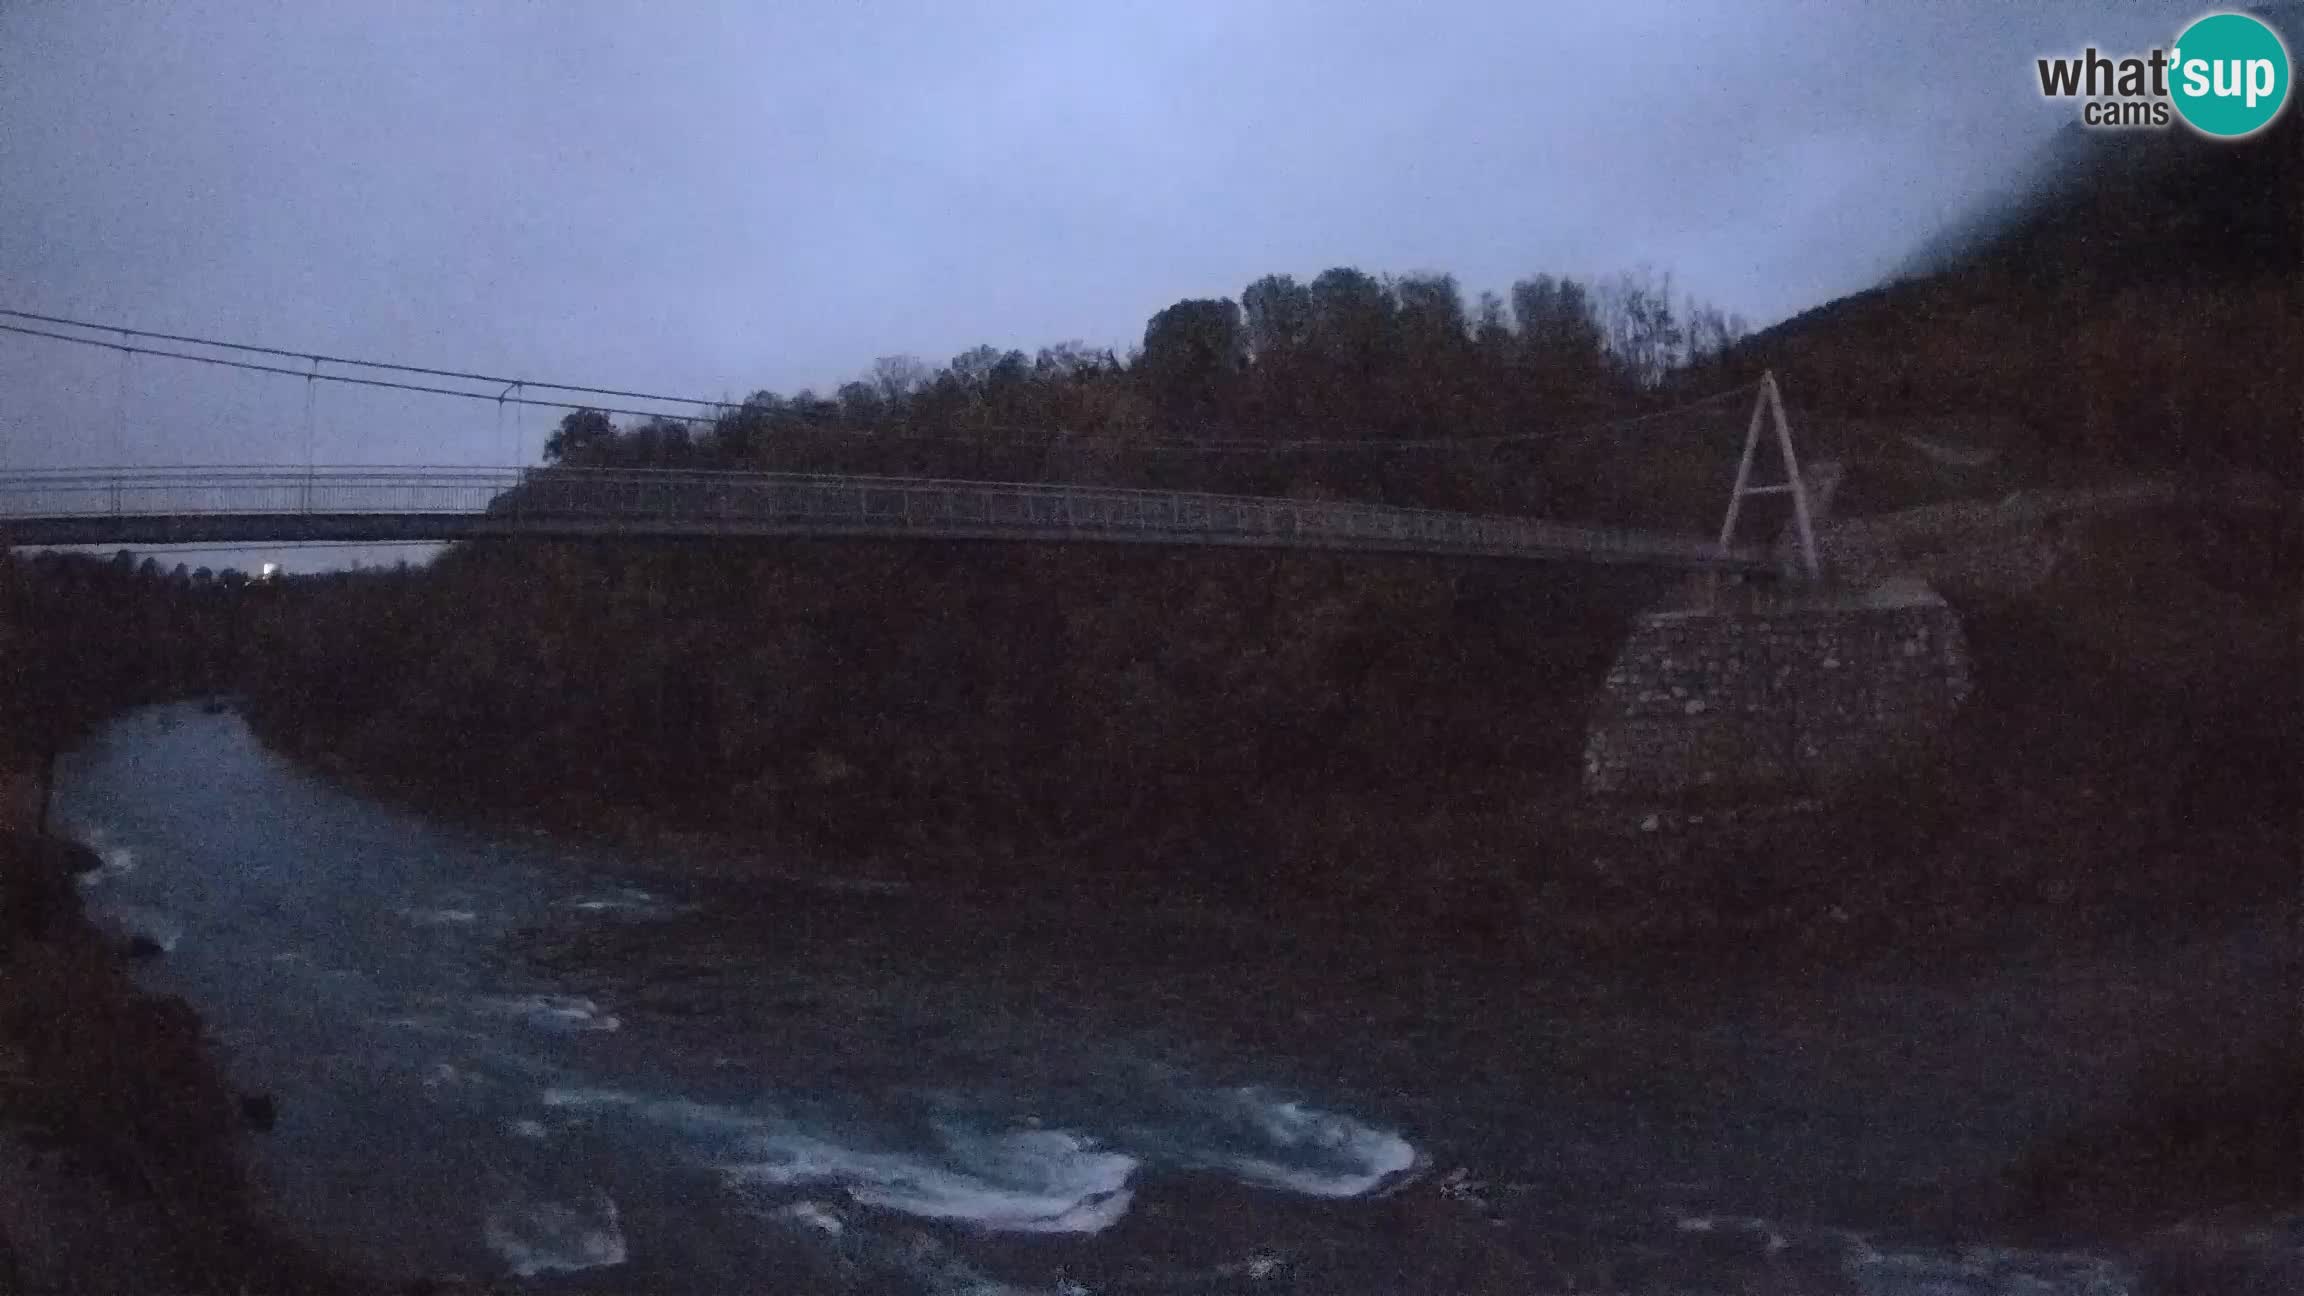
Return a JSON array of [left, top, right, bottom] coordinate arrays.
[[1583, 580, 1971, 798]]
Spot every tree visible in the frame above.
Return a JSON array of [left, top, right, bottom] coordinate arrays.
[[1682, 299, 1746, 372], [1390, 272, 1468, 357], [1472, 291, 1513, 357], [1033, 342, 1107, 382], [785, 389, 836, 422], [1036, 341, 1105, 385], [626, 416, 695, 466], [1593, 266, 1683, 388], [836, 381, 885, 423], [709, 394, 779, 462], [1242, 274, 1314, 361], [1510, 274, 1606, 370], [988, 349, 1031, 394], [870, 355, 930, 405], [1139, 298, 1246, 419], [948, 346, 1007, 395], [1307, 268, 1395, 370], [544, 409, 617, 464]]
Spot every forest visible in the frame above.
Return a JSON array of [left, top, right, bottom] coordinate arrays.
[[541, 265, 1740, 472], [0, 550, 256, 771], [515, 264, 1767, 533], [39, 102, 2304, 937]]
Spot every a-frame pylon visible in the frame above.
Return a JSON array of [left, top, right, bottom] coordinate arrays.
[[1716, 370, 1819, 579]]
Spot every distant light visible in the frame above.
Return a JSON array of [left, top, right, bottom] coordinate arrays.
[[259, 562, 280, 581]]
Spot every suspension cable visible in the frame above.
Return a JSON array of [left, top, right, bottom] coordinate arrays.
[[1, 313, 1759, 457]]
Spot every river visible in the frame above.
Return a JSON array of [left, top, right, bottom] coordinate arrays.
[[52, 703, 2301, 1293]]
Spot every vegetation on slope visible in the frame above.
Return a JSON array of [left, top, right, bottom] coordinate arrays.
[[244, 542, 1662, 908], [233, 499, 2300, 962], [1743, 65, 2302, 482], [0, 550, 256, 774]]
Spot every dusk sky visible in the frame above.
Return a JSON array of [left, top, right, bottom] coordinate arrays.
[[1, 2, 2196, 564]]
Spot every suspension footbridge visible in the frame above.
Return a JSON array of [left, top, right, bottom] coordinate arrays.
[[0, 309, 1814, 573], [0, 466, 1778, 571]]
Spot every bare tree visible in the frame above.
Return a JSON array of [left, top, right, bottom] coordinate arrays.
[[869, 354, 931, 405], [1593, 266, 1682, 388]]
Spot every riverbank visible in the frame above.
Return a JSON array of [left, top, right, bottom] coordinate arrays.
[[0, 827, 342, 1290], [0, 548, 402, 1290], [0, 815, 429, 1293]]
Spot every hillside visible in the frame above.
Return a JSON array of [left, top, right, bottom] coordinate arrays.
[[1735, 10, 2303, 483]]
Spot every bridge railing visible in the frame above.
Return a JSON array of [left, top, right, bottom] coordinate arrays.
[[0, 465, 1766, 569], [0, 467, 523, 518]]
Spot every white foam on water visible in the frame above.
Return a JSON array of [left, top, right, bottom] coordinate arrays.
[[725, 1123, 1137, 1235], [508, 1119, 550, 1140], [816, 874, 909, 895], [482, 1191, 626, 1278], [1676, 1213, 1790, 1253], [382, 1014, 498, 1047], [474, 994, 621, 1034], [541, 1088, 775, 1135], [537, 1088, 753, 1141], [1161, 1088, 1420, 1199], [400, 906, 479, 926], [535, 1081, 1424, 1250], [69, 825, 137, 887], [771, 1214, 1071, 1296], [561, 887, 662, 913], [540, 1086, 642, 1110], [537, 1091, 1131, 1289], [775, 1200, 845, 1236], [423, 1062, 486, 1090], [751, 868, 911, 897], [109, 903, 183, 952], [554, 1089, 1137, 1234]]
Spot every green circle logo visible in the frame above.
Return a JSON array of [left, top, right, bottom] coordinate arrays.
[[2169, 12, 2291, 137]]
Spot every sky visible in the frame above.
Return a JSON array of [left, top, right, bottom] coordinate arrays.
[[0, 0, 2197, 568]]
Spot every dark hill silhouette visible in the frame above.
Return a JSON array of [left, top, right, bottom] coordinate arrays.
[[1734, 4, 2302, 482], [1908, 1, 2304, 281]]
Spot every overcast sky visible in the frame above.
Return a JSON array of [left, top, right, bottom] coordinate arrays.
[[0, 1, 2195, 564]]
